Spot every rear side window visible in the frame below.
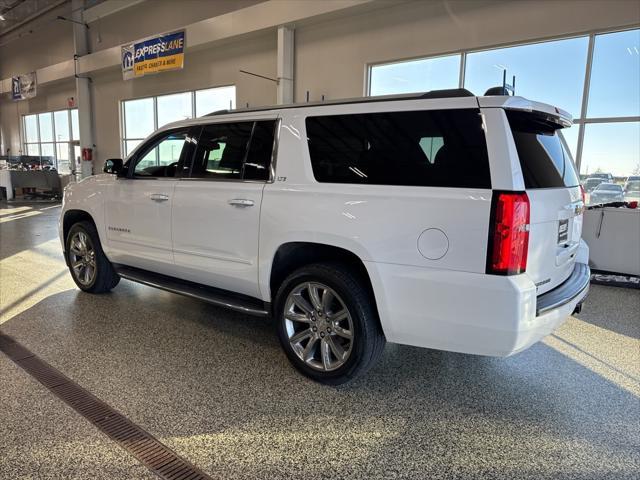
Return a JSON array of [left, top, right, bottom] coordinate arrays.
[[305, 109, 491, 188], [189, 120, 275, 181], [507, 111, 580, 188]]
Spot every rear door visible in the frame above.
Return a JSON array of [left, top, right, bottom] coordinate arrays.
[[506, 110, 583, 294], [171, 119, 277, 297]]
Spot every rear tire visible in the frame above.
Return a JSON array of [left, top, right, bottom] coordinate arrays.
[[275, 262, 385, 385], [66, 221, 120, 293]]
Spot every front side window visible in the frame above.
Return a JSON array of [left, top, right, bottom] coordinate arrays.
[[132, 130, 189, 178], [305, 109, 491, 188]]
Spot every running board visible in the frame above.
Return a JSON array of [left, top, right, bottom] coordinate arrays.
[[113, 265, 270, 317]]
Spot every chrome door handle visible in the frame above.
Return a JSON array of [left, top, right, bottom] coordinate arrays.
[[228, 199, 254, 207], [150, 193, 170, 202]]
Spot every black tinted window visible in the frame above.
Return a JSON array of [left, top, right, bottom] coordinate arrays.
[[305, 109, 490, 188], [244, 121, 276, 181], [190, 122, 252, 180], [507, 111, 580, 188], [189, 120, 275, 181]]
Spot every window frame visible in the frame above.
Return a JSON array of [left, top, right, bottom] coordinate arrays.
[[21, 108, 79, 173], [125, 127, 195, 180], [180, 118, 280, 184]]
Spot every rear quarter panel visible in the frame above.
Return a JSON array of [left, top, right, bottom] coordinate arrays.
[[259, 109, 494, 301]]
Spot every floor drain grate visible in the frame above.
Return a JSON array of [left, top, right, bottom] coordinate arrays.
[[0, 332, 212, 480]]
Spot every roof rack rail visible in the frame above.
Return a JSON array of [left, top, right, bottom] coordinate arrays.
[[421, 88, 474, 99], [204, 88, 476, 117]]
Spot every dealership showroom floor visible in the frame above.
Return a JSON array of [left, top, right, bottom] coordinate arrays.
[[1, 204, 639, 479], [1, 1, 640, 479]]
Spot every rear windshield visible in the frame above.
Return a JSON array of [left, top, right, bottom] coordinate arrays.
[[306, 109, 491, 188], [507, 111, 580, 189], [598, 184, 622, 192]]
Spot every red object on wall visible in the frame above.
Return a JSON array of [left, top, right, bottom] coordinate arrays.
[[81, 148, 92, 161]]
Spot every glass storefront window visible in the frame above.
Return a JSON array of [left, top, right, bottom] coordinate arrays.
[[464, 37, 589, 117], [157, 92, 192, 128], [122, 86, 236, 157], [588, 29, 640, 118], [369, 54, 461, 96], [195, 86, 236, 117], [22, 109, 78, 171]]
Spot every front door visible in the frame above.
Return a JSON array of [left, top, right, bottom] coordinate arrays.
[[172, 119, 277, 297], [105, 128, 194, 275]]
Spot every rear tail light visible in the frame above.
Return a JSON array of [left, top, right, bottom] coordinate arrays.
[[487, 191, 530, 275], [580, 185, 586, 205]]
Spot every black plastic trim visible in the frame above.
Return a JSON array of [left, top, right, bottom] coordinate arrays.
[[536, 262, 590, 316], [113, 264, 270, 317]]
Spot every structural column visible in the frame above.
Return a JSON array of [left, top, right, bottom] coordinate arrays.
[[277, 25, 294, 105], [72, 0, 95, 178]]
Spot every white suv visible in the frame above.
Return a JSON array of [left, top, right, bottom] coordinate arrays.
[[59, 89, 590, 384]]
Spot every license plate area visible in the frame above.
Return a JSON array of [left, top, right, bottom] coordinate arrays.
[[557, 219, 569, 244]]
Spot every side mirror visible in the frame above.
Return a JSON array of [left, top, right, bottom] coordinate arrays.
[[103, 158, 124, 175]]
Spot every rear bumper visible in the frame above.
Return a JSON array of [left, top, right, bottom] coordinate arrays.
[[364, 261, 590, 357], [536, 262, 590, 316]]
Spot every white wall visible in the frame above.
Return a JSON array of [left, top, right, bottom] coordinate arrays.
[[0, 3, 74, 79], [86, 0, 265, 52], [91, 32, 277, 166], [1, 0, 638, 170]]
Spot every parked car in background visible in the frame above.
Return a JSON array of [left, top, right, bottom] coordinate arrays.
[[589, 183, 624, 204], [588, 172, 614, 183], [583, 177, 604, 193], [624, 180, 640, 203], [624, 175, 640, 189]]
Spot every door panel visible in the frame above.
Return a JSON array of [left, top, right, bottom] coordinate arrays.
[[169, 119, 276, 297], [105, 179, 176, 273], [104, 127, 195, 274], [172, 181, 264, 297]]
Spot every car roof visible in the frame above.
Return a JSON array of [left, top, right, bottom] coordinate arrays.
[[157, 88, 572, 131]]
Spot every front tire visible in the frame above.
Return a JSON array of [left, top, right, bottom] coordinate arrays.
[[275, 263, 385, 385], [66, 221, 120, 293]]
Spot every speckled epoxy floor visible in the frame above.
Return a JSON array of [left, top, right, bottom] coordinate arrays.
[[1, 202, 639, 479]]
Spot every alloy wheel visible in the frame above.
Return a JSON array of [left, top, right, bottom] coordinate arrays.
[[69, 231, 97, 286], [284, 282, 354, 372]]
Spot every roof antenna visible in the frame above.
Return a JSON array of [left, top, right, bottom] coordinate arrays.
[[502, 69, 507, 92], [512, 75, 516, 95]]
